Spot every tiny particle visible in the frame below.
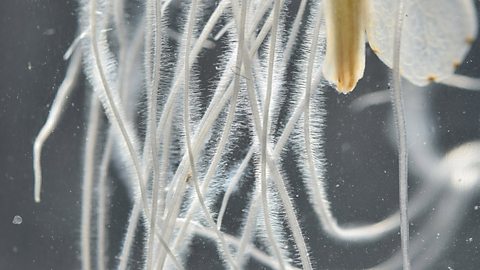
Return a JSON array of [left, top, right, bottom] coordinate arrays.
[[427, 75, 437, 83], [12, 215, 23, 225], [453, 61, 461, 69], [43, 28, 56, 35], [465, 36, 475, 45], [27, 62, 32, 70]]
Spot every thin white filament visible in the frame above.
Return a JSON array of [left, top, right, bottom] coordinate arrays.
[[391, 0, 410, 269], [172, 0, 249, 251], [233, 3, 313, 266], [88, 1, 182, 268], [441, 74, 480, 91], [81, 94, 101, 270], [88, 0, 149, 217], [145, 0, 162, 268], [33, 50, 82, 203], [176, 0, 238, 268], [260, 1, 286, 269], [96, 132, 113, 270]]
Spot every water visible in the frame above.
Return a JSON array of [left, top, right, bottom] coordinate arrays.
[[2, 1, 480, 269]]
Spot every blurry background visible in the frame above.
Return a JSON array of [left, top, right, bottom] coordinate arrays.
[[1, 1, 480, 269]]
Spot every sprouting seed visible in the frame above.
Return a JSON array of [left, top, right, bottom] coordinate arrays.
[[323, 0, 478, 93], [323, 0, 367, 93]]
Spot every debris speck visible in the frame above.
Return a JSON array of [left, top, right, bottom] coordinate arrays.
[[43, 28, 56, 35], [12, 215, 22, 225]]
